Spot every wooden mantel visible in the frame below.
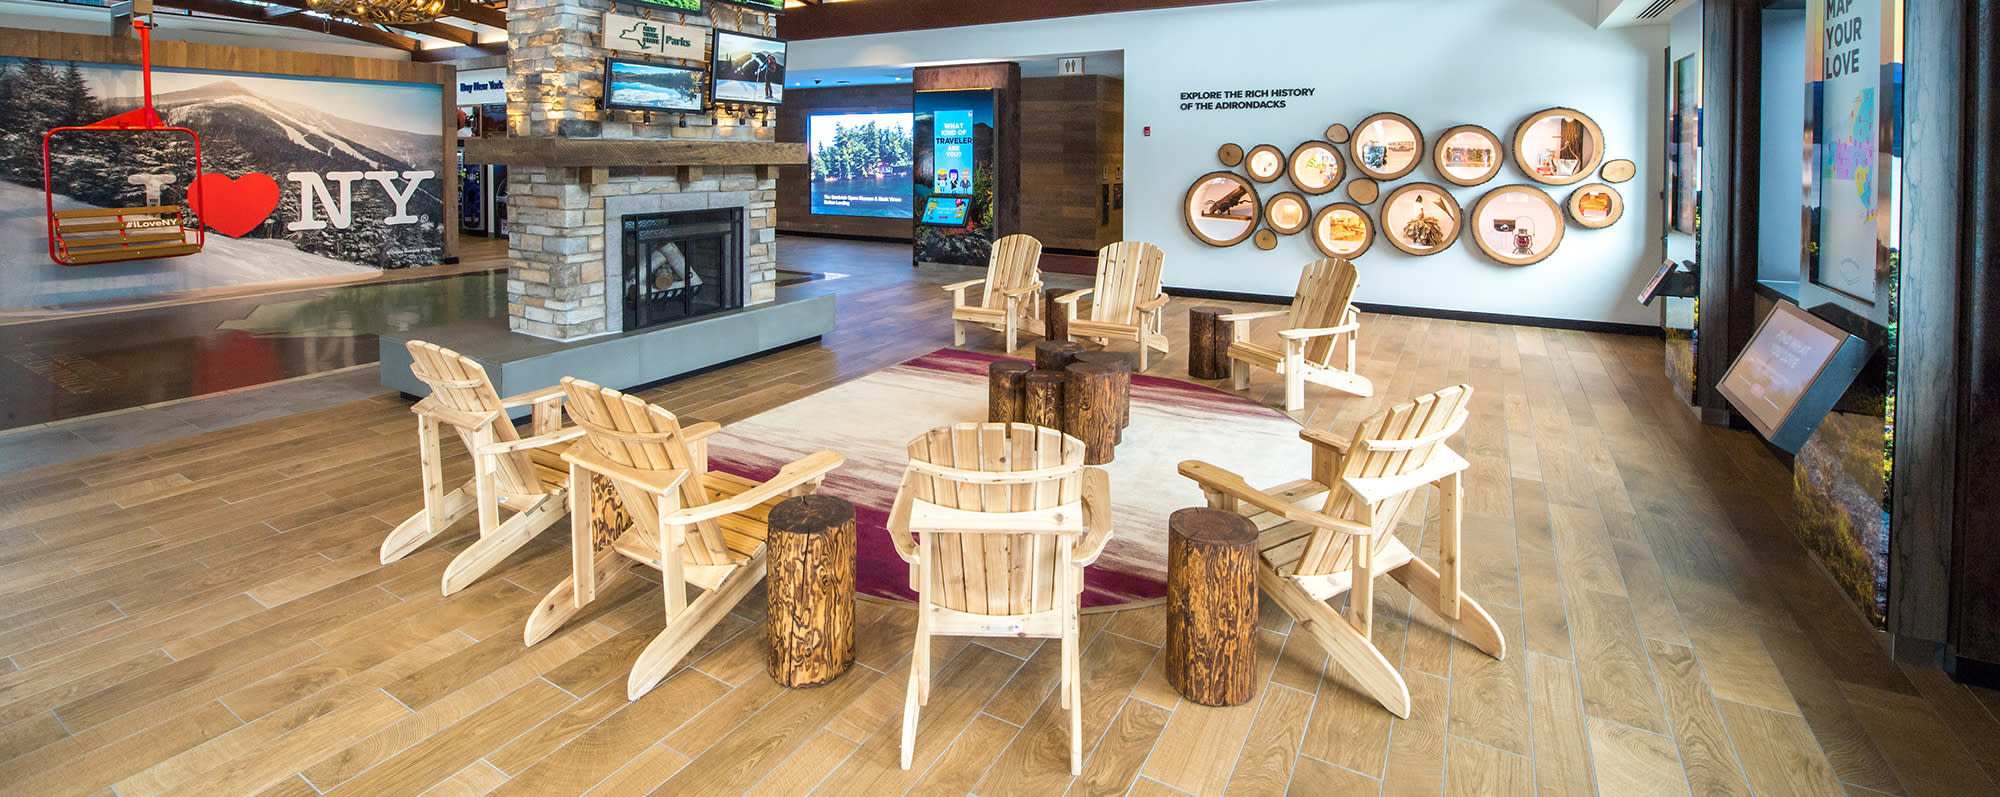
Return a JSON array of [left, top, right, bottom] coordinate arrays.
[[461, 138, 806, 168]]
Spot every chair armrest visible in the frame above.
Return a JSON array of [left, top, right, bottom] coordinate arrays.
[[681, 421, 722, 443], [475, 425, 587, 456], [885, 470, 921, 564], [999, 280, 1044, 298], [1054, 288, 1093, 306], [1074, 467, 1115, 565], [1137, 293, 1170, 312], [659, 451, 845, 525], [498, 383, 565, 410], [1218, 309, 1288, 323], [942, 278, 986, 293], [1177, 460, 1375, 535], [1298, 427, 1350, 456], [1277, 323, 1361, 340], [562, 448, 690, 496]]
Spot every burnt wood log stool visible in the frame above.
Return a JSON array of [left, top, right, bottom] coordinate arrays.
[[1165, 507, 1259, 706], [1072, 350, 1132, 443], [987, 360, 1035, 423], [766, 494, 857, 688], [1034, 339, 1084, 372], [1188, 305, 1235, 380], [1044, 288, 1070, 342], [1023, 369, 1067, 430], [1063, 361, 1121, 465]]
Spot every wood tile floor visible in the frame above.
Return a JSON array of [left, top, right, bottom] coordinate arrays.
[[1, 242, 1997, 795]]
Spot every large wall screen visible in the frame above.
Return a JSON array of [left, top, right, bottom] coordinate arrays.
[[807, 111, 914, 218]]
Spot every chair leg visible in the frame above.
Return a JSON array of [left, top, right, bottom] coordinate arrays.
[[900, 655, 923, 770], [1065, 608, 1083, 776], [1232, 358, 1251, 391], [523, 561, 629, 646], [1388, 559, 1507, 660], [440, 488, 567, 595], [381, 479, 476, 564], [1257, 566, 1411, 717], [628, 552, 767, 699], [954, 320, 967, 347]]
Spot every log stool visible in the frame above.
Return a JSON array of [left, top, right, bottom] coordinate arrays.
[[1035, 339, 1083, 372], [1165, 507, 1259, 706], [1044, 288, 1070, 342], [1063, 361, 1120, 465], [1188, 305, 1235, 380], [1023, 370, 1067, 430], [1072, 350, 1131, 443], [988, 360, 1035, 423], [766, 494, 857, 687]]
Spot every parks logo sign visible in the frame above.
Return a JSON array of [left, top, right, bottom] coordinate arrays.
[[603, 13, 707, 61]]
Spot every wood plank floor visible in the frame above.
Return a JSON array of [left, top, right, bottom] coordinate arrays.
[[2, 243, 1997, 795]]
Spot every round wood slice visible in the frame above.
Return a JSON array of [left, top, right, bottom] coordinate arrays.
[[1035, 340, 1084, 372], [1073, 350, 1131, 440], [1325, 122, 1350, 144], [1188, 305, 1234, 380], [1600, 158, 1637, 183], [1023, 370, 1067, 430], [1253, 229, 1278, 250], [1165, 507, 1259, 707], [1347, 178, 1380, 205], [766, 494, 857, 688], [988, 360, 1035, 424], [1063, 362, 1120, 465], [1218, 143, 1244, 167]]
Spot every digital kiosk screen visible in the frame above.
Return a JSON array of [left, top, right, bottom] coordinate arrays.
[[1716, 301, 1872, 453], [919, 196, 969, 226]]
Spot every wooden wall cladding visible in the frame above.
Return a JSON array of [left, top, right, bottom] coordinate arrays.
[[774, 83, 917, 239], [1020, 75, 1124, 252]]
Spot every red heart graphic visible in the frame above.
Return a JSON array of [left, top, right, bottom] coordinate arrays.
[[189, 172, 280, 238]]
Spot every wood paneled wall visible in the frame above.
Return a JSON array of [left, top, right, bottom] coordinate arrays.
[[1951, 0, 2000, 671], [1020, 75, 1123, 253], [1694, 0, 1760, 423], [0, 28, 459, 257]]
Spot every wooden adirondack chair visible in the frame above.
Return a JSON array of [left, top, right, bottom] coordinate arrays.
[[523, 377, 844, 700], [1055, 241, 1170, 371], [945, 233, 1044, 352], [382, 341, 585, 595], [1177, 385, 1505, 717], [1225, 258, 1374, 411], [887, 423, 1114, 775]]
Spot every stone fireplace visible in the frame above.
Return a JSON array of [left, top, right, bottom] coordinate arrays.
[[620, 207, 743, 331]]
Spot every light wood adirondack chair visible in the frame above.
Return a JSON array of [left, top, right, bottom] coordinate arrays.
[[887, 423, 1114, 775], [1055, 241, 1170, 371], [1177, 385, 1505, 717], [1226, 258, 1374, 411], [382, 341, 585, 595], [945, 233, 1044, 351], [523, 377, 844, 700]]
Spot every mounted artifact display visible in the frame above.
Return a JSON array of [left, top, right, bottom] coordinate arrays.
[[1381, 182, 1461, 255], [1512, 107, 1604, 186], [1432, 124, 1504, 187], [1287, 141, 1344, 195], [1470, 184, 1565, 265], [1243, 144, 1285, 183], [1312, 203, 1375, 259], [1185, 171, 1260, 246], [1265, 192, 1310, 235], [1350, 112, 1423, 181], [1566, 183, 1624, 228]]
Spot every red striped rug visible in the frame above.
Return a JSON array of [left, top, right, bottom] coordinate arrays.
[[708, 348, 1309, 608]]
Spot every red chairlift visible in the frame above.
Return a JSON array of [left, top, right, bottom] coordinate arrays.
[[42, 18, 206, 266]]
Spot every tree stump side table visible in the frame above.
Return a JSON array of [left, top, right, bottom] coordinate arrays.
[[1034, 339, 1084, 372], [1072, 351, 1132, 442], [1188, 305, 1235, 380], [1044, 288, 1070, 342], [988, 360, 1035, 424], [1023, 369, 1067, 430], [1062, 361, 1121, 465], [1165, 507, 1259, 706], [766, 494, 857, 688]]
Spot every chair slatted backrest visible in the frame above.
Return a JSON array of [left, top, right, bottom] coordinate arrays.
[[981, 234, 1044, 310], [1288, 258, 1361, 369], [904, 423, 1086, 616], [560, 377, 733, 566], [1088, 241, 1166, 326], [407, 341, 538, 495], [1294, 385, 1474, 578]]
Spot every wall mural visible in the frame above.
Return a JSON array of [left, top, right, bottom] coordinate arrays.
[[1183, 107, 1624, 267], [1, 57, 444, 309]]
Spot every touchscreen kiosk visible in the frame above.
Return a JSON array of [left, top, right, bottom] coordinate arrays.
[[919, 196, 969, 226], [1716, 301, 1873, 453]]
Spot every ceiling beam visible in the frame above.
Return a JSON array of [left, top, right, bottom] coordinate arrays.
[[249, 0, 496, 43], [778, 0, 1261, 40], [153, 0, 421, 50], [413, 41, 509, 62]]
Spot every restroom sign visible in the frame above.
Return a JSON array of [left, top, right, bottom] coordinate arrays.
[[603, 12, 707, 61]]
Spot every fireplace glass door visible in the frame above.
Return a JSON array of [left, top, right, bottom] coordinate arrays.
[[623, 208, 743, 331]]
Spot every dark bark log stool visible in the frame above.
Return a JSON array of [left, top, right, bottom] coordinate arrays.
[[1165, 507, 1259, 706], [1044, 288, 1070, 342], [1062, 361, 1121, 465], [766, 494, 857, 688], [987, 360, 1035, 424], [1072, 350, 1131, 443], [1034, 339, 1084, 372], [1023, 370, 1067, 430], [1188, 305, 1235, 380]]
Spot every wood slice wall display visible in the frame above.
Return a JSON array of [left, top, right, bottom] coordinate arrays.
[[1470, 184, 1565, 265], [1350, 112, 1423, 181], [1600, 158, 1636, 183], [1380, 182, 1461, 256], [1325, 122, 1350, 144], [1185, 171, 1260, 246], [1217, 143, 1244, 167], [1432, 124, 1504, 187], [1264, 192, 1310, 235], [1347, 178, 1380, 205], [1252, 229, 1279, 250], [1312, 202, 1374, 259], [1512, 107, 1604, 186], [1244, 144, 1285, 183], [1566, 183, 1624, 228], [1286, 141, 1344, 195]]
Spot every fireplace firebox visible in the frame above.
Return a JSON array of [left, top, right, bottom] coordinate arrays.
[[622, 208, 744, 331]]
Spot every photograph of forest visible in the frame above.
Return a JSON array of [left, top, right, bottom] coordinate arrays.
[[808, 112, 912, 218]]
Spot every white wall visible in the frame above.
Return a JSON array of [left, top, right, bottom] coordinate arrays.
[[793, 0, 1668, 325], [1758, 8, 1807, 285]]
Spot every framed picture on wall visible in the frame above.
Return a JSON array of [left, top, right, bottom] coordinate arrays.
[[710, 30, 786, 106], [604, 58, 706, 113], [1670, 54, 1699, 235]]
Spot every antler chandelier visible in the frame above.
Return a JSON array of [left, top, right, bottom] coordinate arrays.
[[308, 0, 448, 25]]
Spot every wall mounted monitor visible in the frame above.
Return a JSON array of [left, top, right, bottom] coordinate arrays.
[[919, 195, 970, 226], [807, 111, 914, 218], [715, 0, 782, 11], [710, 29, 785, 106], [1717, 301, 1873, 453], [621, 0, 703, 13], [604, 58, 706, 113]]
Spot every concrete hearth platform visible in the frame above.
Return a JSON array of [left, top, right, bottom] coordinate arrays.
[[380, 293, 835, 404]]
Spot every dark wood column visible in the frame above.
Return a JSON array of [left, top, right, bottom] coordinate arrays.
[[1951, 0, 2000, 676], [1694, 0, 1762, 422]]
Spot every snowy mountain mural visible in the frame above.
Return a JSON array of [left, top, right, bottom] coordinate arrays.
[[0, 57, 445, 283]]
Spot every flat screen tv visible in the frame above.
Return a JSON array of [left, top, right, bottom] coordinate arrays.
[[1717, 301, 1873, 453], [714, 0, 782, 11], [919, 196, 969, 226], [604, 58, 705, 113], [710, 30, 785, 106], [808, 111, 914, 218]]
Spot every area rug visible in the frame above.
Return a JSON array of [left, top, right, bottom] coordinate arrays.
[[706, 348, 1309, 608]]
